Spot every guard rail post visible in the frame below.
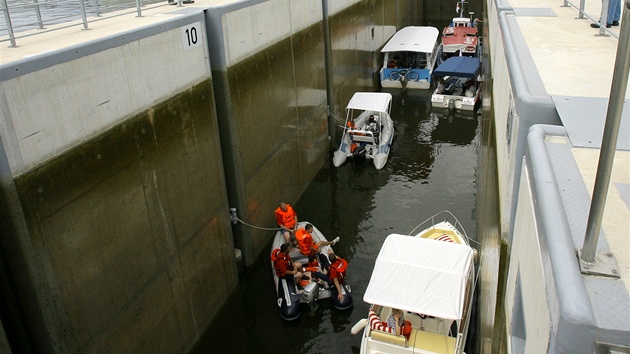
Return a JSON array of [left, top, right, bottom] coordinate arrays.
[[580, 0, 630, 277], [1, 0, 17, 47], [79, 0, 89, 30], [34, 0, 44, 28]]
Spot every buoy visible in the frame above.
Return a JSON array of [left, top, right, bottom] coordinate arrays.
[[351, 318, 368, 335]]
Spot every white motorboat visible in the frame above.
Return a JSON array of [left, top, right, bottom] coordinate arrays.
[[431, 56, 482, 111], [332, 92, 395, 170], [379, 26, 440, 89], [352, 211, 478, 353], [270, 221, 352, 321]]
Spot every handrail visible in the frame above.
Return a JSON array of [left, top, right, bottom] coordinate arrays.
[[0, 0, 191, 47], [562, 0, 620, 39]]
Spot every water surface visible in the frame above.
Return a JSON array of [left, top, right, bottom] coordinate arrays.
[[191, 90, 482, 353]]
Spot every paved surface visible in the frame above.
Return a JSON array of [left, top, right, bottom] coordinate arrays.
[[510, 0, 629, 290]]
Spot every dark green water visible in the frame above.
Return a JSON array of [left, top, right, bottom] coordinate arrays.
[[190, 89, 482, 354]]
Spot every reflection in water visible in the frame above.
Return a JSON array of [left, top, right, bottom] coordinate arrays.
[[191, 88, 482, 353]]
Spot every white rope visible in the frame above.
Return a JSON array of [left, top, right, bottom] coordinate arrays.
[[327, 108, 347, 124], [233, 217, 278, 231]]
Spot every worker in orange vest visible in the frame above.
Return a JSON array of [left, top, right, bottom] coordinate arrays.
[[274, 202, 298, 245]]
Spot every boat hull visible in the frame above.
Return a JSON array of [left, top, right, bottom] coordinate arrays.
[[431, 86, 481, 111]]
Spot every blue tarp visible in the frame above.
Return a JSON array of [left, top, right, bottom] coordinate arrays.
[[433, 56, 480, 78]]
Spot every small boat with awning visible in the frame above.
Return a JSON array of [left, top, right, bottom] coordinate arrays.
[[379, 26, 440, 90], [431, 56, 482, 111], [352, 211, 478, 354]]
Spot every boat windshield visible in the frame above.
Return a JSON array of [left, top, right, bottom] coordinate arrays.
[[387, 51, 428, 69]]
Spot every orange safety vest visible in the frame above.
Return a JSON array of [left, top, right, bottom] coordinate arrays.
[[274, 204, 296, 229], [295, 228, 314, 255], [271, 248, 293, 276], [329, 257, 348, 284]]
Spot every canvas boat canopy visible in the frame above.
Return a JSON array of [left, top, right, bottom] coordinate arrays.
[[381, 26, 439, 54], [363, 234, 474, 320], [346, 92, 392, 114], [434, 56, 480, 78]]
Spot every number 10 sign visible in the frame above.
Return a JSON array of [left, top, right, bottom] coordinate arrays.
[[181, 22, 202, 51]]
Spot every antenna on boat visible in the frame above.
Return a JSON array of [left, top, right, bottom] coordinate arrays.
[[456, 0, 467, 18]]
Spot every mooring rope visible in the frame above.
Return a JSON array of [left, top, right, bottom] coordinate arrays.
[[232, 216, 278, 231]]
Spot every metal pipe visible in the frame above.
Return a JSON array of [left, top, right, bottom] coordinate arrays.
[[33, 0, 44, 29], [78, 0, 89, 30], [581, 0, 630, 263], [322, 0, 335, 149], [135, 0, 142, 17], [1, 0, 17, 47]]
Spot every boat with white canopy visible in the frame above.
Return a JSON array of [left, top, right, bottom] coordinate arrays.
[[352, 211, 478, 353], [379, 26, 440, 89], [332, 92, 395, 170]]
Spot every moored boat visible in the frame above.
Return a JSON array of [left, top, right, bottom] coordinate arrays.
[[332, 92, 395, 170], [379, 26, 440, 90], [352, 211, 478, 353], [437, 0, 481, 66], [270, 221, 353, 321], [431, 56, 482, 111]]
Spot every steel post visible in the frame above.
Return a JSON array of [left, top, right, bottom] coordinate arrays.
[[581, 0, 630, 267]]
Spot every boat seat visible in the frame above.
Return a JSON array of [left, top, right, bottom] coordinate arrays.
[[288, 250, 308, 265], [370, 330, 407, 347], [349, 130, 376, 143], [409, 329, 457, 353]]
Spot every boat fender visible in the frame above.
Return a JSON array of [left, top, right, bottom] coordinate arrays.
[[351, 318, 368, 335]]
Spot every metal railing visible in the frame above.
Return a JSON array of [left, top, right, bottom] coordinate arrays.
[[0, 0, 191, 47], [563, 0, 621, 38]]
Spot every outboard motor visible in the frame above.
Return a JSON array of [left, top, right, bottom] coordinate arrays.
[[353, 144, 367, 159], [302, 282, 320, 312], [302, 282, 320, 303], [448, 98, 455, 110]]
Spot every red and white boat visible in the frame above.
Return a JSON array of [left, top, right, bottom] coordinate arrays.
[[437, 1, 481, 66]]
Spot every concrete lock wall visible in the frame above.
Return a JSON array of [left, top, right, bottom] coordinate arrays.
[[0, 12, 237, 353], [0, 0, 422, 352], [207, 0, 420, 266]]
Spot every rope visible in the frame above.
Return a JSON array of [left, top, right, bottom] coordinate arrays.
[[327, 108, 347, 125], [233, 217, 278, 231]]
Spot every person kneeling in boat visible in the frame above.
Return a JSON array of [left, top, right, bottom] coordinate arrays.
[[295, 224, 339, 265], [311, 251, 349, 301], [271, 242, 308, 282], [388, 309, 412, 340]]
